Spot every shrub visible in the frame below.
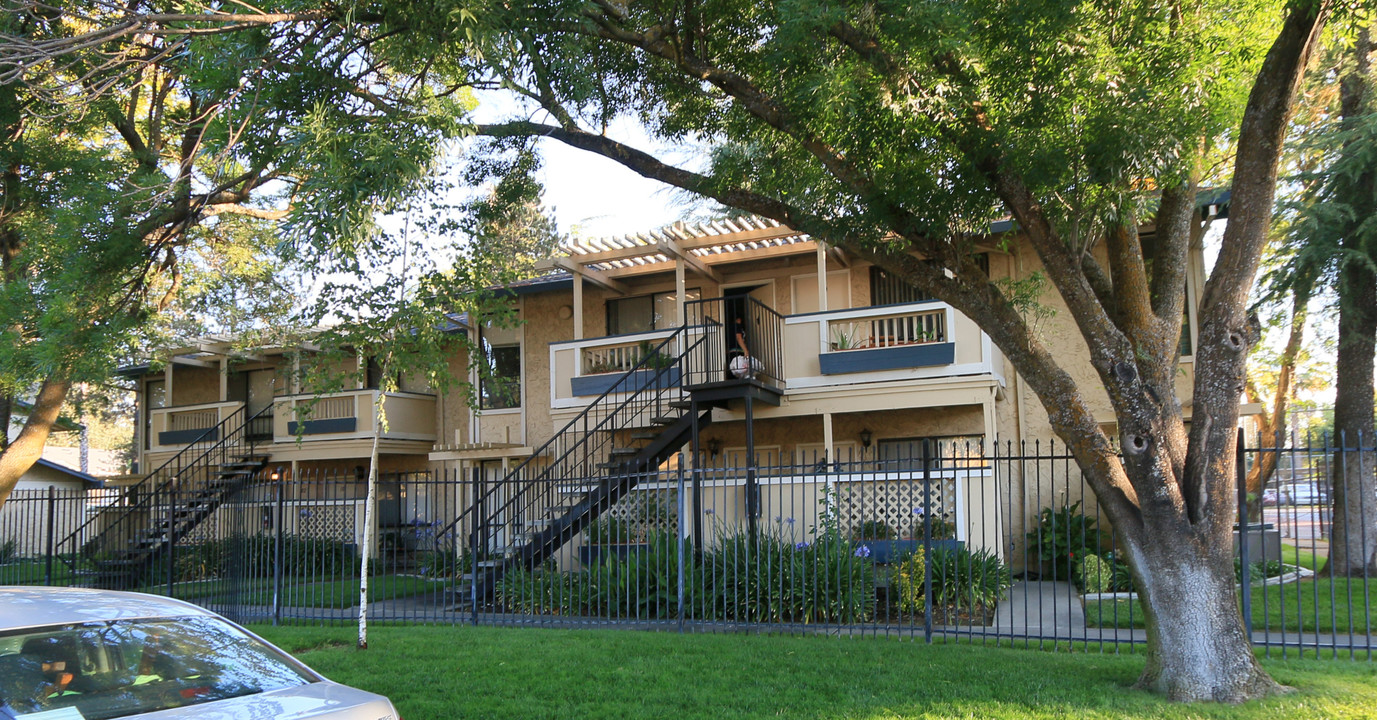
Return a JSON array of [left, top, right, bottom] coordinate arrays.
[[0, 539, 18, 564], [1026, 501, 1108, 581], [169, 535, 356, 581], [1077, 554, 1113, 595], [852, 520, 896, 541], [417, 547, 471, 579], [891, 548, 927, 613], [584, 516, 636, 544], [926, 546, 1012, 610], [1235, 557, 1286, 583], [1104, 551, 1135, 592]]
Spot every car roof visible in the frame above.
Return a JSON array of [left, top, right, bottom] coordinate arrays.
[[0, 587, 217, 632]]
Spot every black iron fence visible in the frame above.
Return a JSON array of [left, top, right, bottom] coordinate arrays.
[[4, 435, 1372, 658]]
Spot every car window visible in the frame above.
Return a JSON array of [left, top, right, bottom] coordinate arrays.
[[0, 616, 315, 720]]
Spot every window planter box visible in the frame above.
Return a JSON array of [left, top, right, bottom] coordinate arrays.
[[570, 367, 681, 397], [819, 342, 955, 375]]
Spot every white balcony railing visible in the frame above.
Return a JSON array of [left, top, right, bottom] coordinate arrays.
[[273, 389, 437, 443], [827, 306, 947, 351], [148, 401, 244, 452]]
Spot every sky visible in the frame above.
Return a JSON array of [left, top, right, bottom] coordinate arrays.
[[465, 92, 697, 241]]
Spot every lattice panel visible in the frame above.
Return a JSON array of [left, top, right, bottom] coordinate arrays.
[[840, 478, 956, 539], [296, 503, 357, 541], [603, 489, 678, 540]]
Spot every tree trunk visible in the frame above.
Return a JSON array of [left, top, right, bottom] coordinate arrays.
[[1124, 525, 1282, 701], [1325, 26, 1377, 578], [0, 379, 71, 506], [1243, 295, 1307, 521], [1326, 255, 1377, 576]]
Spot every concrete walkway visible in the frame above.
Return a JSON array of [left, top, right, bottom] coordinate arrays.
[[993, 581, 1085, 634]]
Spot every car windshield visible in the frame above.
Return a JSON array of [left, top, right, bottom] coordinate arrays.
[[0, 615, 315, 720]]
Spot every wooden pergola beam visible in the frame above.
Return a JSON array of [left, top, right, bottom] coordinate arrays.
[[657, 237, 721, 281], [552, 257, 629, 295]]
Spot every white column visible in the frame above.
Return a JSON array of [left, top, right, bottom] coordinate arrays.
[[675, 260, 687, 325], [164, 362, 174, 406], [219, 358, 229, 402], [573, 274, 584, 340], [816, 242, 829, 313], [822, 411, 834, 462]]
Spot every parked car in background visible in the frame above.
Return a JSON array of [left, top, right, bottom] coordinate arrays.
[[0, 587, 398, 720], [1281, 482, 1326, 505]]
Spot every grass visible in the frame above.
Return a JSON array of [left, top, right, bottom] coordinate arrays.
[[0, 558, 82, 585], [1280, 544, 1324, 572], [140, 574, 444, 608], [248, 624, 1377, 720], [1085, 578, 1376, 633]]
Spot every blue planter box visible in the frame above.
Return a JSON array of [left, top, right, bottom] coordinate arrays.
[[854, 539, 965, 564], [819, 342, 955, 375], [287, 417, 357, 435], [571, 367, 681, 397], [158, 427, 218, 445], [579, 543, 650, 566]]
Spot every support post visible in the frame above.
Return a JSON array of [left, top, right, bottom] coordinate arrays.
[[273, 479, 285, 625], [691, 400, 704, 557], [470, 465, 482, 626], [44, 486, 56, 585], [922, 438, 933, 644], [746, 394, 758, 536], [1237, 428, 1252, 637]]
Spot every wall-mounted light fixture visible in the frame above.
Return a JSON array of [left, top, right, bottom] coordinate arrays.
[[859, 429, 873, 449], [706, 438, 723, 458]]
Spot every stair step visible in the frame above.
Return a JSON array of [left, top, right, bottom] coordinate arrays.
[[609, 447, 638, 457], [668, 399, 692, 409], [650, 415, 679, 425], [630, 431, 658, 440]]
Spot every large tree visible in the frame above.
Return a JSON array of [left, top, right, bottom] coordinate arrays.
[[0, 0, 470, 504], [454, 0, 1331, 701]]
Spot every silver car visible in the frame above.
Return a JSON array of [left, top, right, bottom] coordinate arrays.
[[0, 587, 398, 720]]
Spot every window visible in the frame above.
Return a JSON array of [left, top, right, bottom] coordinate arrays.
[[876, 436, 986, 470], [480, 341, 521, 410], [869, 256, 987, 307], [1138, 232, 1194, 357], [143, 380, 166, 450], [606, 289, 700, 335], [0, 616, 314, 719]]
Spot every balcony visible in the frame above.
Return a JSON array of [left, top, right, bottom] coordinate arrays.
[[149, 401, 243, 451], [783, 301, 1004, 389], [273, 390, 437, 443], [550, 329, 681, 406]]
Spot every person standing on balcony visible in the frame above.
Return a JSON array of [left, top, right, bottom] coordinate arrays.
[[730, 316, 755, 379]]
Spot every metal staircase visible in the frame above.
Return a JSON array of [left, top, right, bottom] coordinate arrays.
[[447, 321, 727, 609], [58, 406, 273, 589]]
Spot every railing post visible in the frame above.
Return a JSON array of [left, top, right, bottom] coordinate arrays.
[[45, 485, 56, 585], [470, 465, 481, 626], [273, 477, 285, 626], [677, 461, 686, 632], [922, 439, 933, 645], [1237, 428, 1252, 639]]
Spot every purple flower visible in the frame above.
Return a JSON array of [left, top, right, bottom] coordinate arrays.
[[773, 516, 782, 523], [298, 509, 314, 519], [786, 517, 796, 525], [795, 542, 809, 550], [704, 508, 715, 516], [854, 545, 871, 558]]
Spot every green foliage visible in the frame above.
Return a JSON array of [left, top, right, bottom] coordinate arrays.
[[925, 546, 1014, 611], [172, 536, 357, 582], [0, 539, 17, 563], [1026, 501, 1109, 582], [1077, 554, 1114, 595], [891, 548, 927, 614], [584, 516, 636, 545], [1234, 557, 1287, 583], [852, 520, 897, 541]]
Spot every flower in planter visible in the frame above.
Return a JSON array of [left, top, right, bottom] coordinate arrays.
[[854, 545, 872, 558], [795, 541, 809, 550]]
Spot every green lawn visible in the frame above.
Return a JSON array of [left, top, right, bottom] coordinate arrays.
[[1280, 544, 1324, 572], [0, 559, 82, 585], [141, 574, 444, 608], [249, 624, 1377, 720], [1085, 578, 1376, 633]]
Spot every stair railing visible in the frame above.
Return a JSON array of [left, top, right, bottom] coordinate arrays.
[[56, 404, 274, 582], [441, 321, 720, 576]]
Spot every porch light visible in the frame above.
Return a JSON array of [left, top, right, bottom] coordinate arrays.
[[859, 429, 873, 449], [706, 438, 722, 458]]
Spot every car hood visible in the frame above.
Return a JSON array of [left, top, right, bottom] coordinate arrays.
[[130, 680, 397, 720]]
